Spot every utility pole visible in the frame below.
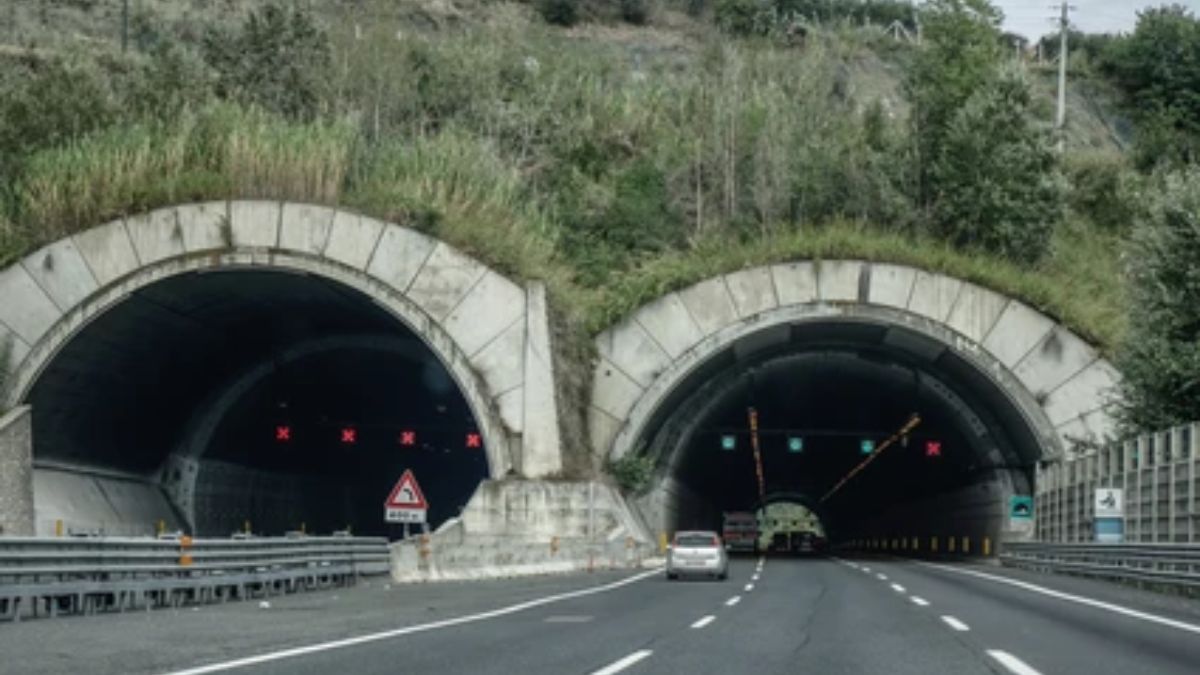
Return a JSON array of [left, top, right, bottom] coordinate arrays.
[[1053, 2, 1076, 152]]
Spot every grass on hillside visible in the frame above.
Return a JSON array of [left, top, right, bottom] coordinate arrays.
[[0, 10, 1128, 354]]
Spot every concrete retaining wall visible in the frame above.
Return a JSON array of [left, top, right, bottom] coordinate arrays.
[[390, 479, 655, 582], [0, 407, 34, 536]]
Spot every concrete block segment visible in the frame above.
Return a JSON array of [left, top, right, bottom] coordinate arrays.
[[771, 262, 819, 306], [470, 319, 527, 396], [20, 237, 98, 311], [982, 301, 1055, 369], [0, 326, 31, 378], [229, 200, 280, 249], [366, 224, 437, 293], [598, 318, 671, 389], [1012, 326, 1099, 399], [591, 358, 645, 422], [1042, 360, 1120, 426], [126, 207, 184, 265], [72, 219, 140, 286], [177, 202, 228, 253], [443, 271, 527, 358], [945, 283, 1009, 344], [0, 406, 34, 536], [633, 294, 702, 360], [278, 203, 334, 255], [725, 268, 778, 317], [907, 271, 963, 323], [520, 282, 563, 478], [406, 243, 487, 322], [678, 277, 739, 337], [0, 264, 62, 346], [816, 260, 862, 302], [496, 386, 525, 435], [324, 211, 384, 270], [868, 264, 917, 309]]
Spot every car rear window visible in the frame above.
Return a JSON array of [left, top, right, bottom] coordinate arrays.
[[675, 534, 718, 547]]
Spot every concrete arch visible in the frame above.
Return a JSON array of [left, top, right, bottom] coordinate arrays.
[[0, 201, 562, 481], [589, 260, 1119, 467]]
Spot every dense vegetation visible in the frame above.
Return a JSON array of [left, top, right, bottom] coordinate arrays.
[[1, 0, 1198, 432]]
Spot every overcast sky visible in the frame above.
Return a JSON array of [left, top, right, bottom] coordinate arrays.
[[991, 0, 1200, 41]]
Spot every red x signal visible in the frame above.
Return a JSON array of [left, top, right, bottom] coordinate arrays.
[[925, 441, 942, 458], [275, 425, 291, 442], [466, 433, 482, 449], [341, 427, 357, 444], [399, 430, 416, 447]]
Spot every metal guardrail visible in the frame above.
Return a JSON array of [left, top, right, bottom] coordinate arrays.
[[0, 535, 391, 622], [1000, 542, 1200, 590]]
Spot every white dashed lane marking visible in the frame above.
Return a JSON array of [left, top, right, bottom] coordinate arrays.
[[986, 650, 1042, 675], [691, 615, 716, 629], [941, 616, 970, 632], [590, 650, 654, 675], [725, 596, 742, 607]]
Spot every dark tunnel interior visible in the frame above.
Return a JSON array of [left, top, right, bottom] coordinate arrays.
[[640, 320, 1038, 543], [26, 269, 488, 538]]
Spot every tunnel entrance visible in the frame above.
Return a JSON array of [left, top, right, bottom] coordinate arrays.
[[632, 319, 1038, 545], [25, 268, 488, 538]]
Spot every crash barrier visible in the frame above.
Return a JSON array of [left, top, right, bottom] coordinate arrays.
[[0, 534, 390, 622], [839, 535, 993, 558], [999, 541, 1200, 592]]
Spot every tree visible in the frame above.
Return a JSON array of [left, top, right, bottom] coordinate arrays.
[[202, 3, 331, 120], [908, 0, 1004, 207], [1101, 6, 1200, 168], [1117, 169, 1200, 432], [928, 67, 1061, 263]]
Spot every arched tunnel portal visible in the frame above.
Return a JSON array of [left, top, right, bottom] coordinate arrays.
[[590, 262, 1120, 546]]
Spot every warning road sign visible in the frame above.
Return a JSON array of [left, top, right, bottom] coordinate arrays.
[[384, 470, 428, 524]]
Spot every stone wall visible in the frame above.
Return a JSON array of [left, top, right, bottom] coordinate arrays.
[[0, 406, 34, 536]]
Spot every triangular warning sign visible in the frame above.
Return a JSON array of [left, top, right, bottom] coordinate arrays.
[[384, 469, 428, 510]]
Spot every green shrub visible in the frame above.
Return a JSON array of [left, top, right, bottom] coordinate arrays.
[[538, 0, 581, 27], [929, 67, 1062, 265], [621, 0, 651, 25], [1117, 168, 1200, 431], [1065, 152, 1143, 232], [714, 0, 763, 35], [608, 453, 656, 493]]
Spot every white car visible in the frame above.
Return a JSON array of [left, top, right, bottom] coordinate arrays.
[[666, 530, 729, 580]]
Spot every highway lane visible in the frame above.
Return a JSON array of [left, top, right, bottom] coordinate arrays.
[[839, 556, 1200, 675], [4, 556, 1200, 675]]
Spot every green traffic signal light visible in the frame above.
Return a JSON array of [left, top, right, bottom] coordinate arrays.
[[721, 434, 736, 451], [860, 439, 875, 455], [788, 437, 804, 453]]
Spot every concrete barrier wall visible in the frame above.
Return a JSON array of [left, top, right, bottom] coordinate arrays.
[[0, 407, 34, 536]]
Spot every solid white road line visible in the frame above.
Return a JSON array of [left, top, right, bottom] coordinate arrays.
[[910, 596, 929, 607], [744, 583, 754, 592], [877, 573, 888, 581], [691, 615, 716, 629], [919, 562, 1200, 636], [726, 595, 742, 607], [160, 568, 664, 675], [890, 583, 906, 593], [590, 650, 654, 675], [941, 616, 970, 632], [986, 650, 1043, 675]]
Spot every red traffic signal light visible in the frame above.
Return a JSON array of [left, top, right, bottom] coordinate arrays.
[[466, 432, 482, 449], [275, 425, 291, 442], [399, 430, 417, 447], [925, 440, 942, 457], [341, 427, 357, 444]]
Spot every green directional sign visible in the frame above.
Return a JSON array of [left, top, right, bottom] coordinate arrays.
[[721, 434, 737, 451], [860, 439, 875, 455], [787, 437, 804, 453]]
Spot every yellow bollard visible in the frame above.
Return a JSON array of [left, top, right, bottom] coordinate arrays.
[[157, 519, 166, 536], [244, 520, 251, 535], [963, 536, 971, 555], [55, 519, 63, 537], [983, 537, 991, 557], [912, 537, 919, 552], [948, 536, 957, 553], [931, 536, 939, 553], [659, 532, 669, 554], [550, 536, 560, 554], [300, 522, 306, 535]]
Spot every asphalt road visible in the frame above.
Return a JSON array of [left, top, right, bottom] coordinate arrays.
[[3, 556, 1200, 675]]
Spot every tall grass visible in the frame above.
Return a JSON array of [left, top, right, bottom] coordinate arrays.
[[14, 104, 356, 240]]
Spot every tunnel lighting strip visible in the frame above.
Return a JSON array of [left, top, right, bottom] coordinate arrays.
[[818, 414, 922, 503], [749, 407, 767, 501]]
